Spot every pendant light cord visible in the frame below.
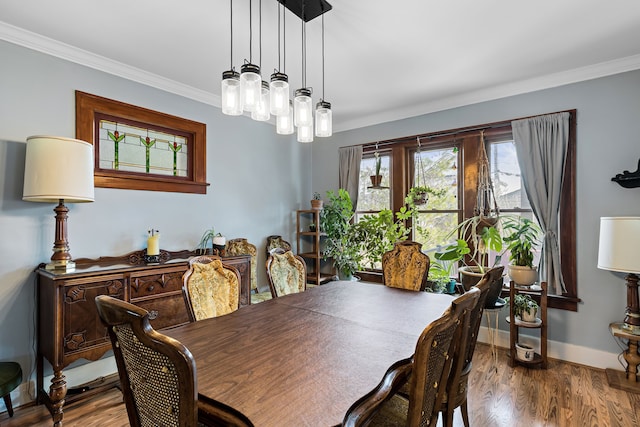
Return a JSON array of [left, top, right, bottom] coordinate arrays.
[[301, 2, 306, 88], [248, 0, 253, 62], [230, 0, 234, 69], [283, 1, 286, 73], [321, 12, 325, 100], [258, 0, 262, 68]]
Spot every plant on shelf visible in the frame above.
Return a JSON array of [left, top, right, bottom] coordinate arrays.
[[320, 189, 363, 279], [311, 192, 323, 210], [505, 293, 539, 321], [502, 217, 542, 286]]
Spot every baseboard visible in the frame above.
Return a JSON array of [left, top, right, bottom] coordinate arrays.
[[478, 325, 622, 370]]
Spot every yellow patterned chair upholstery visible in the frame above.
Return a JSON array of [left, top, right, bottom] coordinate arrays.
[[266, 249, 307, 297], [226, 238, 258, 293], [95, 295, 254, 427], [381, 240, 430, 291], [182, 256, 241, 322], [342, 288, 480, 427], [265, 235, 292, 257]]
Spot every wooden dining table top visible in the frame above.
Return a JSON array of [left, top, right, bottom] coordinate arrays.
[[164, 280, 454, 427]]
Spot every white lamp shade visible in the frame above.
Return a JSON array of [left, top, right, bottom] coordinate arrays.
[[23, 135, 95, 203], [240, 64, 261, 112], [221, 73, 242, 116], [276, 101, 294, 135], [294, 90, 313, 127], [251, 82, 271, 122], [270, 79, 290, 116], [315, 103, 332, 137], [297, 123, 314, 143], [597, 217, 640, 273]]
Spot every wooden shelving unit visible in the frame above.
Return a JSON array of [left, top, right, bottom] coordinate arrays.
[[508, 281, 548, 369], [296, 209, 334, 285]]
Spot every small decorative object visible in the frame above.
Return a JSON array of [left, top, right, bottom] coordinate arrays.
[[612, 159, 640, 188], [145, 229, 160, 263], [309, 223, 317, 232], [515, 342, 535, 361], [198, 227, 225, 255], [311, 192, 323, 210]]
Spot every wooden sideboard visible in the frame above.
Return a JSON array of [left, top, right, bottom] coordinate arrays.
[[35, 248, 251, 426]]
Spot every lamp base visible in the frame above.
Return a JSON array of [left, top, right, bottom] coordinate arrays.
[[622, 322, 640, 335], [45, 259, 76, 273]]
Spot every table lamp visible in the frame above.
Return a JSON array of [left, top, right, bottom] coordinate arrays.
[[23, 135, 95, 272], [597, 216, 640, 334]]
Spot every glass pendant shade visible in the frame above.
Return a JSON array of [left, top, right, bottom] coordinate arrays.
[[251, 81, 271, 121], [221, 70, 242, 116], [270, 72, 290, 116], [240, 63, 261, 112], [276, 100, 294, 135], [294, 88, 313, 127], [297, 121, 314, 143], [315, 100, 332, 137]]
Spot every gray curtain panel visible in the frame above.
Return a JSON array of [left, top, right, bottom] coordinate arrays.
[[338, 145, 363, 211], [512, 112, 570, 294]]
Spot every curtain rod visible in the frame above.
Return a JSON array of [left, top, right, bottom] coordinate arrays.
[[346, 109, 575, 151]]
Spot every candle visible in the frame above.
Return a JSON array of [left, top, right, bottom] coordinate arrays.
[[147, 230, 160, 256]]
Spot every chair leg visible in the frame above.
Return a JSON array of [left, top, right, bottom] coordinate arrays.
[[461, 400, 470, 427], [3, 394, 14, 417]]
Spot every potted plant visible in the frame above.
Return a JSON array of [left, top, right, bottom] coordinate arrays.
[[320, 189, 363, 279], [406, 185, 440, 206], [198, 227, 225, 254], [311, 192, 323, 210], [370, 152, 383, 187], [502, 217, 542, 286], [505, 293, 539, 322]]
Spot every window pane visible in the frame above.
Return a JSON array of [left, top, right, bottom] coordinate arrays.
[[357, 154, 390, 212], [414, 148, 458, 210], [490, 141, 531, 210], [415, 212, 459, 253]]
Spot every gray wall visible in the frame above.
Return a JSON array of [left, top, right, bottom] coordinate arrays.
[[312, 68, 640, 357], [0, 40, 312, 407]]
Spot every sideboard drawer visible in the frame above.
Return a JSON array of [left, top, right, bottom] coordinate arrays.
[[129, 266, 185, 299], [134, 292, 190, 330]]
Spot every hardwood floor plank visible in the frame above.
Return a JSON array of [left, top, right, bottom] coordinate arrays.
[[2, 344, 639, 427]]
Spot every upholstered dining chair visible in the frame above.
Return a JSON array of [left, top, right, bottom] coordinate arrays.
[[182, 255, 241, 322], [439, 266, 505, 427], [226, 238, 258, 293], [94, 295, 254, 427], [342, 287, 481, 427], [265, 235, 292, 258], [381, 240, 430, 291], [266, 248, 307, 298]]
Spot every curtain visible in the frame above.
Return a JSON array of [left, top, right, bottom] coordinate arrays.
[[512, 112, 570, 294], [338, 146, 362, 211]]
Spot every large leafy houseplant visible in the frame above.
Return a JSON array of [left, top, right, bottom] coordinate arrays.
[[502, 217, 542, 286]]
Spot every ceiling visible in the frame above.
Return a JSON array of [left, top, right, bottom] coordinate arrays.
[[2, 0, 640, 133]]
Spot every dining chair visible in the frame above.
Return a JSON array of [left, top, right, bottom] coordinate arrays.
[[342, 287, 481, 427], [439, 266, 505, 427], [94, 295, 254, 427], [265, 235, 292, 258], [225, 238, 258, 293], [182, 255, 241, 322], [381, 240, 430, 291], [266, 248, 307, 298]]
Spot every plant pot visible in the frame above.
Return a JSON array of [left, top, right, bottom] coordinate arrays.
[[310, 199, 323, 210], [413, 191, 429, 205], [521, 307, 538, 322], [508, 265, 538, 287], [370, 175, 383, 187], [459, 266, 504, 307], [515, 343, 535, 361]]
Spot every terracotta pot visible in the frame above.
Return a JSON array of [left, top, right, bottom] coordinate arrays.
[[370, 175, 383, 187], [310, 199, 323, 210]]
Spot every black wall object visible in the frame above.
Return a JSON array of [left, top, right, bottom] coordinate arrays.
[[612, 159, 640, 188]]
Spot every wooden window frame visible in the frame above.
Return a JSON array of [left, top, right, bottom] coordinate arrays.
[[76, 91, 209, 194], [357, 110, 579, 311]]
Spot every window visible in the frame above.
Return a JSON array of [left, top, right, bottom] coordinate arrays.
[[354, 110, 578, 311]]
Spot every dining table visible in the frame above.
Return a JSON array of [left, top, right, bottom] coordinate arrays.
[[164, 280, 454, 426]]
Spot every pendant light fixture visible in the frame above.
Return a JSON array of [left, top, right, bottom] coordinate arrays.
[[252, 0, 271, 121], [240, 0, 261, 112], [294, 1, 313, 133], [315, 12, 332, 137], [221, 0, 242, 116], [270, 2, 290, 116], [277, 100, 295, 134]]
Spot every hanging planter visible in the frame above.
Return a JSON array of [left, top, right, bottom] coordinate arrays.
[[369, 145, 384, 188], [407, 138, 438, 207], [474, 131, 500, 223]]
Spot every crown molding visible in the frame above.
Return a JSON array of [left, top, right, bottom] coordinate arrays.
[[0, 21, 221, 107]]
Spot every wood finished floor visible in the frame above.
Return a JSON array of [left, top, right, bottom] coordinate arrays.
[[2, 343, 639, 427]]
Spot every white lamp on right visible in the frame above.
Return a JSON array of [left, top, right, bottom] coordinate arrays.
[[598, 216, 640, 334]]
